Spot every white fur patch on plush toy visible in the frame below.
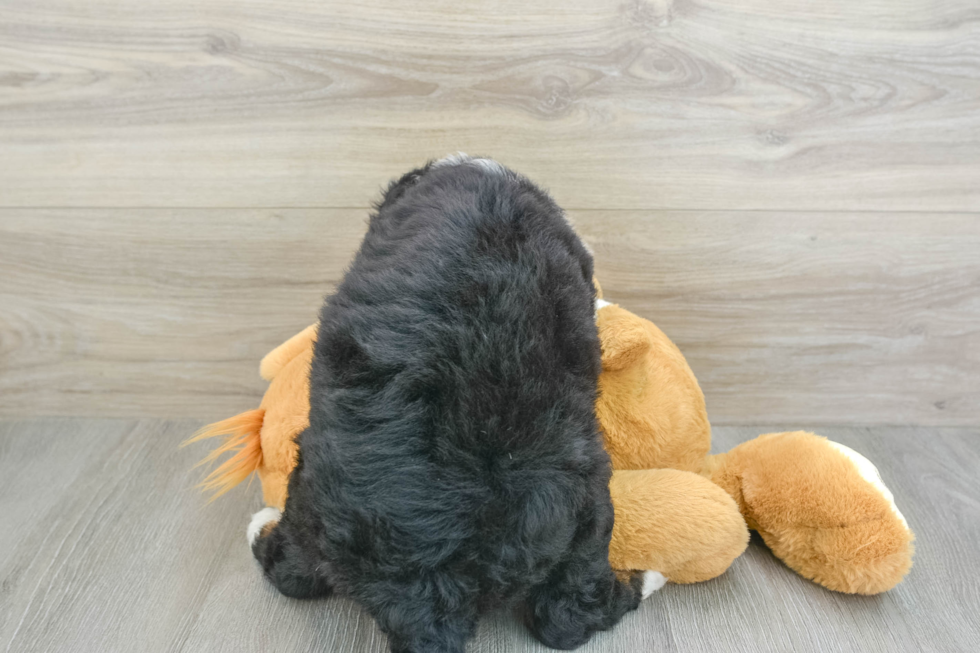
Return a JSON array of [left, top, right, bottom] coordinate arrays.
[[826, 441, 909, 528], [641, 571, 667, 598], [247, 507, 282, 546], [594, 299, 612, 320]]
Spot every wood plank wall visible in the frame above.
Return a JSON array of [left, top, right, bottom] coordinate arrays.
[[1, 1, 978, 424]]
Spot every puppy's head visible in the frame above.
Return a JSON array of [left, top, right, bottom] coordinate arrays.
[[376, 154, 593, 286], [376, 153, 508, 211], [375, 163, 434, 213]]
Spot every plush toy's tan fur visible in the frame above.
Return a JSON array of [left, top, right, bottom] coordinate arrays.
[[596, 304, 710, 473], [705, 432, 914, 594], [253, 340, 311, 508], [191, 294, 913, 595], [608, 469, 747, 584], [593, 302, 914, 594]]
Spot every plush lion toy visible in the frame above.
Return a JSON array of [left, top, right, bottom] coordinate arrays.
[[593, 298, 914, 593], [189, 291, 913, 595]]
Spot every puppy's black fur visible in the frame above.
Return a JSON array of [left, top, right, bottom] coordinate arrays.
[[252, 158, 643, 652]]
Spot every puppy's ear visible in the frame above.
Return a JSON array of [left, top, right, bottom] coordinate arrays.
[[593, 276, 603, 299], [376, 164, 432, 211], [598, 306, 652, 372]]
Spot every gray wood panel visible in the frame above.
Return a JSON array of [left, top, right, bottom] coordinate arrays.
[[1, 0, 978, 210], [2, 210, 977, 425], [585, 212, 980, 427], [1, 419, 977, 652]]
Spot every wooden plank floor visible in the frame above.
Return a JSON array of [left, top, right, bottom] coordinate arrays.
[[1, 419, 977, 653]]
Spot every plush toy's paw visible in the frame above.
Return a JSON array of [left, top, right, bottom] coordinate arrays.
[[641, 571, 667, 598], [247, 506, 281, 546], [709, 431, 914, 594], [825, 441, 908, 528], [609, 469, 749, 585]]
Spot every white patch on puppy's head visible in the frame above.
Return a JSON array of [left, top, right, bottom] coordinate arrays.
[[433, 151, 471, 167], [247, 506, 282, 546], [433, 152, 505, 175]]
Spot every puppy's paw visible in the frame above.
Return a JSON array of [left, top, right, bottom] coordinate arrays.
[[641, 571, 667, 599], [246, 507, 281, 547]]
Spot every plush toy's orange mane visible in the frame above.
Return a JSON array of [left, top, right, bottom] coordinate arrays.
[[183, 408, 265, 500], [185, 323, 318, 505]]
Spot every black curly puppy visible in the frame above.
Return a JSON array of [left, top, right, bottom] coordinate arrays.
[[249, 155, 652, 652]]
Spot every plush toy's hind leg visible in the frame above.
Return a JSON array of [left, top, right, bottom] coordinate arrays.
[[707, 431, 915, 594], [525, 518, 644, 650], [248, 508, 333, 599], [608, 468, 749, 585]]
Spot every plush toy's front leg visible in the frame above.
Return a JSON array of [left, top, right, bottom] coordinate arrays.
[[609, 468, 749, 584], [705, 431, 914, 594]]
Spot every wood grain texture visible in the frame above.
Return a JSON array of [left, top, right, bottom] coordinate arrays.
[[0, 209, 365, 421], [1, 0, 979, 210], [2, 209, 977, 425], [584, 211, 980, 426], [1, 420, 977, 653]]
